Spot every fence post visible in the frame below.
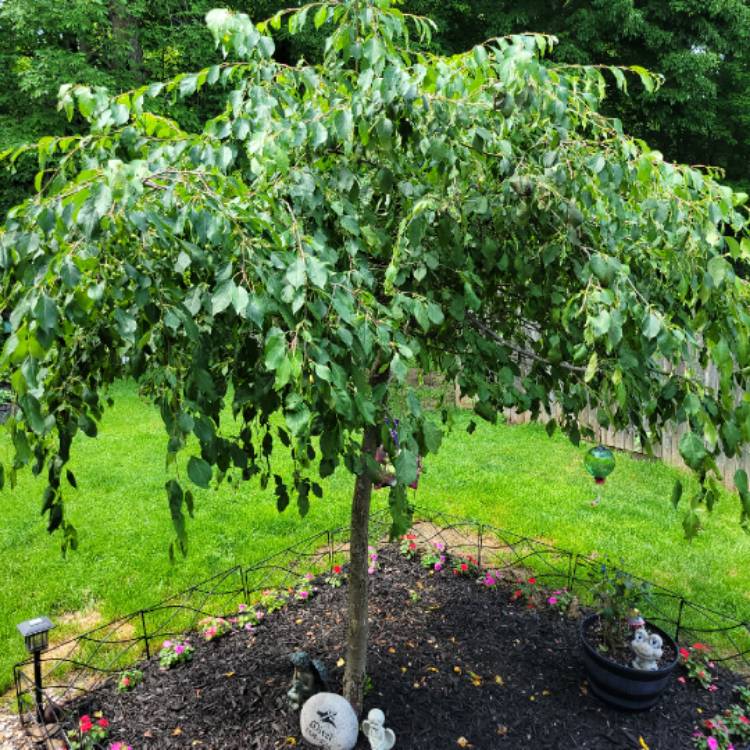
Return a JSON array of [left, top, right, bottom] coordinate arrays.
[[241, 567, 250, 603], [477, 524, 484, 567], [567, 553, 579, 590], [140, 610, 151, 660], [675, 598, 686, 644]]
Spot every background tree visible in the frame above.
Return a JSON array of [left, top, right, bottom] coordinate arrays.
[[2, 0, 750, 711]]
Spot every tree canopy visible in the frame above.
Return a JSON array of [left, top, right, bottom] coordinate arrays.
[[2, 0, 750, 219], [2, 0, 750, 706]]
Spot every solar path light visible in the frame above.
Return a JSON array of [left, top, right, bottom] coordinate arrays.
[[17, 616, 54, 722]]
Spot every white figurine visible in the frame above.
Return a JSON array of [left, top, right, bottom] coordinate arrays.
[[361, 708, 395, 750], [630, 626, 663, 671]]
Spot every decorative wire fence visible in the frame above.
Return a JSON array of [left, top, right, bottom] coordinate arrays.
[[13, 506, 750, 747]]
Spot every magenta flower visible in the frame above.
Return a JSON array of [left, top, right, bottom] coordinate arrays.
[[434, 562, 443, 572], [547, 596, 558, 605], [483, 574, 496, 587], [298, 590, 309, 599], [707, 737, 718, 750], [174, 643, 185, 655]]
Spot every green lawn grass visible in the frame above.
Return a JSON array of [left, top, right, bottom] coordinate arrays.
[[1, 381, 748, 692]]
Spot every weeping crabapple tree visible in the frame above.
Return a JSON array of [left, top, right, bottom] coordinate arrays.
[[2, 0, 750, 710]]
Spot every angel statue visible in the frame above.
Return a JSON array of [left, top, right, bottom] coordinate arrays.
[[362, 708, 395, 750]]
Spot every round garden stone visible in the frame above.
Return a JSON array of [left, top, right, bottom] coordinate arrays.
[[300, 692, 359, 750]]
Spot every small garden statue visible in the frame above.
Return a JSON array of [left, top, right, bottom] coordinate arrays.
[[630, 626, 663, 671], [361, 708, 396, 750], [287, 652, 328, 711]]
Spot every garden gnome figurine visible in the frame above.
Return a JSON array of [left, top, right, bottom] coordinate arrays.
[[630, 626, 663, 671], [287, 652, 328, 710], [362, 708, 396, 750]]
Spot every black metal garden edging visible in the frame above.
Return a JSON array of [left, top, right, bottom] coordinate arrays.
[[12, 506, 750, 746]]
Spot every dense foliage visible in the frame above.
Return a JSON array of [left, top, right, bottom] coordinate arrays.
[[2, 0, 749, 218], [2, 0, 750, 704]]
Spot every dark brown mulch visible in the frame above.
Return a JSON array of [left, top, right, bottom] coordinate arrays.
[[69, 547, 743, 749]]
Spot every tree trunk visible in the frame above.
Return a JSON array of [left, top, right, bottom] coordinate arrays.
[[109, 1, 144, 80], [342, 423, 379, 713]]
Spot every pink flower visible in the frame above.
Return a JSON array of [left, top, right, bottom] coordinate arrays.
[[174, 644, 185, 655], [305, 573, 314, 581], [255, 610, 264, 620], [298, 590, 309, 599], [707, 684, 718, 692], [434, 562, 443, 572], [707, 737, 718, 750], [162, 640, 172, 649], [244, 623, 254, 632], [238, 604, 247, 612], [677, 676, 686, 684], [368, 567, 375, 575]]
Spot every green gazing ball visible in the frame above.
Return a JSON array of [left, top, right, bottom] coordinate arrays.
[[584, 445, 615, 482]]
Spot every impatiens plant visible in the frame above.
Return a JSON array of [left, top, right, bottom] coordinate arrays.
[[109, 744, 133, 750], [234, 602, 263, 631], [116, 669, 143, 693], [255, 589, 288, 614], [67, 714, 109, 750], [199, 616, 232, 642], [693, 686, 750, 750], [399, 534, 419, 560], [367, 547, 379, 575], [510, 577, 539, 607], [158, 639, 194, 669], [679, 642, 718, 691], [3, 0, 750, 709], [420, 540, 447, 571], [452, 555, 480, 578], [325, 563, 346, 588], [546, 588, 575, 615]]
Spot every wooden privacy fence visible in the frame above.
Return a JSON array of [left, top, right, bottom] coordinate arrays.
[[501, 360, 750, 490]]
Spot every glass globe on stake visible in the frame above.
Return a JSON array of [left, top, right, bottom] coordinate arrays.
[[584, 445, 615, 507]]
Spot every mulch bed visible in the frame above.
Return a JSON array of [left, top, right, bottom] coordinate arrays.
[[68, 547, 744, 749]]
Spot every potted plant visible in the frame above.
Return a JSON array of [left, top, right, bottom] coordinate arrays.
[[580, 563, 678, 710]]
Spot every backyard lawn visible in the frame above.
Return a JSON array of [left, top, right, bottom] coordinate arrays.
[[0, 380, 748, 693]]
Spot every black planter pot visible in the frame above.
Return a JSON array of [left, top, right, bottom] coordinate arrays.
[[580, 613, 678, 711]]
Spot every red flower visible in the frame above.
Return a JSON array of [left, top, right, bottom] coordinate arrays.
[[679, 647, 690, 660], [460, 563, 468, 572], [79, 715, 93, 733], [332, 565, 342, 575], [97, 718, 109, 729], [740, 715, 750, 725], [704, 720, 715, 730], [692, 642, 708, 651], [405, 534, 417, 540], [408, 542, 416, 550], [528, 577, 536, 585]]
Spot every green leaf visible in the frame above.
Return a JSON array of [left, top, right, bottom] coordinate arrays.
[[671, 479, 682, 509], [642, 313, 661, 340], [679, 431, 707, 471], [334, 110, 353, 141], [394, 448, 419, 486], [187, 456, 212, 488], [211, 280, 236, 315], [390, 353, 408, 383], [264, 328, 287, 370], [314, 5, 328, 29], [584, 352, 598, 383], [422, 421, 443, 454]]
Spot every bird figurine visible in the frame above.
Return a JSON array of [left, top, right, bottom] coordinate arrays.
[[362, 708, 395, 750]]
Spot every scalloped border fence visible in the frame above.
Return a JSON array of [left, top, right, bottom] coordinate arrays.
[[13, 506, 750, 747]]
